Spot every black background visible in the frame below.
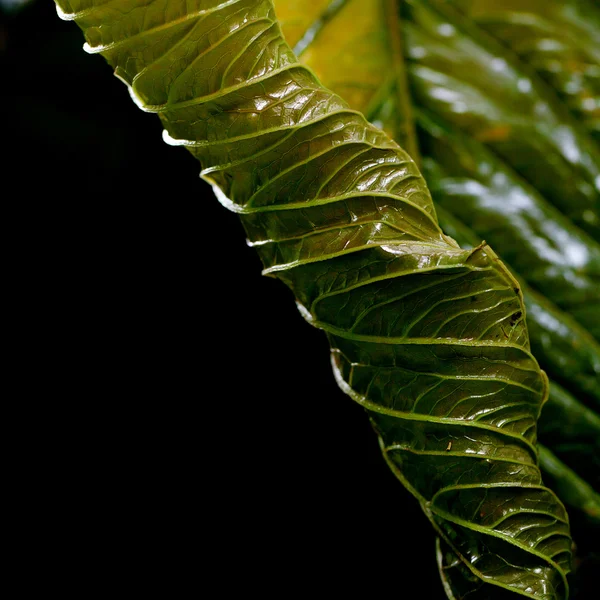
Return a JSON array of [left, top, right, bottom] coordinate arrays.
[[1, 0, 445, 595]]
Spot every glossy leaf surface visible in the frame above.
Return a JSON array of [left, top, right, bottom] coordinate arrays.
[[274, 1, 600, 409], [446, 0, 600, 142], [54, 1, 580, 598], [404, 0, 600, 241], [418, 110, 600, 341], [436, 206, 600, 410]]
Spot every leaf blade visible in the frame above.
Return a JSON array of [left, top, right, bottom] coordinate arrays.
[[55, 1, 572, 597]]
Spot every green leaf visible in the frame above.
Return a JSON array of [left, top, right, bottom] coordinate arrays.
[[538, 382, 600, 491], [446, 0, 600, 142], [404, 0, 600, 241], [435, 206, 600, 410], [418, 109, 600, 341], [436, 201, 600, 500], [54, 0, 583, 598], [274, 0, 600, 441], [276, 0, 421, 159], [537, 444, 600, 525]]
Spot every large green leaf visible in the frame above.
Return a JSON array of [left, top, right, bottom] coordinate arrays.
[[436, 204, 600, 516], [276, 0, 600, 437], [418, 110, 600, 341], [445, 0, 600, 142], [55, 0, 580, 598], [277, 3, 598, 596], [272, 0, 600, 425], [435, 206, 600, 410], [405, 0, 600, 241], [537, 383, 600, 495]]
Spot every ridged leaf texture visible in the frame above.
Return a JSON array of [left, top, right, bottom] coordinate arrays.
[[272, 4, 599, 593], [55, 1, 574, 598]]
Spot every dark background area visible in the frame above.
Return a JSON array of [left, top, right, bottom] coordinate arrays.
[[1, 0, 445, 595]]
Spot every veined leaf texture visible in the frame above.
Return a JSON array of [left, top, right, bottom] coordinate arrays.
[[53, 1, 600, 598]]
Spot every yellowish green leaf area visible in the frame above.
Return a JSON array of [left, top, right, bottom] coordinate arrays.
[[275, 0, 418, 154], [56, 1, 572, 598], [277, 0, 390, 121]]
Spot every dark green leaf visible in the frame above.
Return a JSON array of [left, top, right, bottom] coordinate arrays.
[[418, 110, 600, 341], [446, 0, 600, 142], [404, 0, 600, 241], [54, 1, 581, 597], [538, 383, 600, 491], [435, 206, 600, 409], [537, 445, 600, 525]]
